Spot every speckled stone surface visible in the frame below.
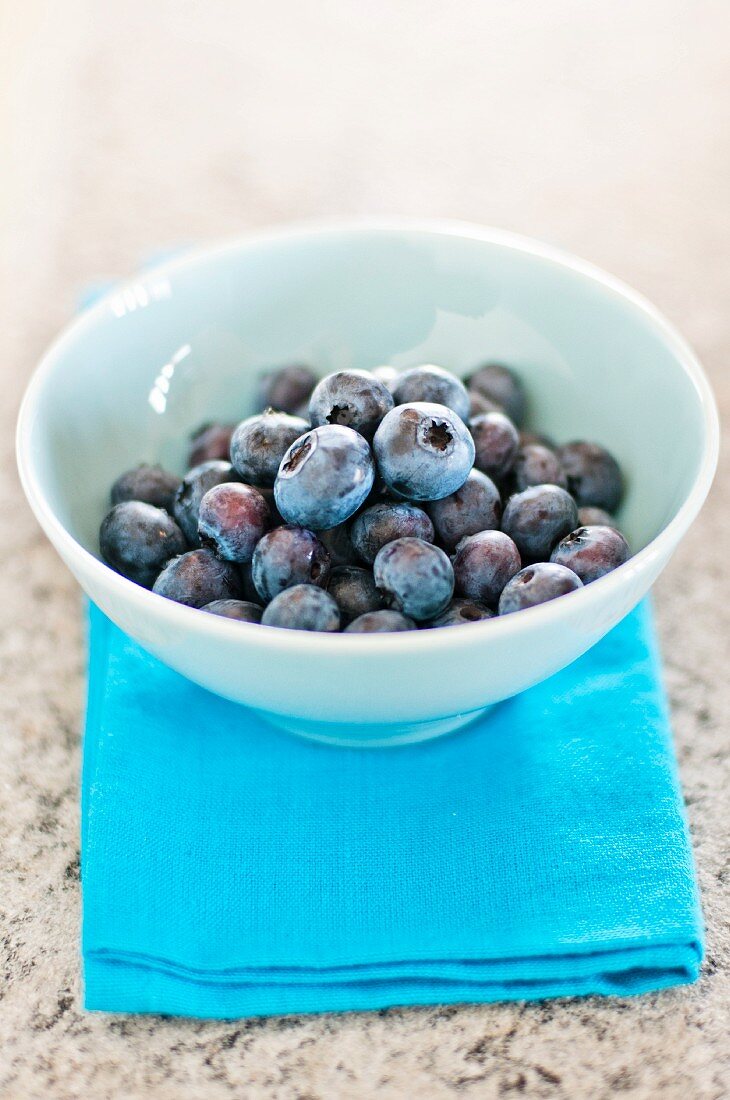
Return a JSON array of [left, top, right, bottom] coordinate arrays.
[[2, 2, 729, 1096]]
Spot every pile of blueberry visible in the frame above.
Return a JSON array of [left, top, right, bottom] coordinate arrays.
[[99, 362, 630, 633]]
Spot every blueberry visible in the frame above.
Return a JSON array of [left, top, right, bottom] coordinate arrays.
[[317, 522, 359, 566], [198, 482, 270, 562], [152, 548, 242, 608], [577, 506, 618, 529], [256, 364, 318, 414], [425, 469, 501, 552], [344, 610, 417, 633], [173, 460, 241, 546], [498, 562, 583, 614], [373, 537, 454, 621], [251, 525, 330, 602], [308, 370, 394, 440], [427, 598, 495, 628], [351, 502, 435, 565], [512, 444, 567, 492], [327, 565, 385, 624], [452, 530, 521, 607], [550, 525, 630, 584], [501, 484, 578, 563], [470, 411, 520, 482], [391, 365, 470, 421], [261, 584, 341, 632], [230, 410, 309, 487], [373, 402, 474, 501], [188, 423, 235, 468], [274, 425, 374, 530], [468, 391, 503, 418], [100, 501, 187, 588], [467, 364, 526, 426], [202, 599, 263, 623], [110, 464, 180, 513], [519, 430, 556, 450], [557, 441, 624, 512]]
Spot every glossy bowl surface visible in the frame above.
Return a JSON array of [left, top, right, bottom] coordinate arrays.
[[17, 221, 719, 745]]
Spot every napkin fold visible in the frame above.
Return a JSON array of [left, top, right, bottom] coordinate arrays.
[[81, 601, 703, 1018]]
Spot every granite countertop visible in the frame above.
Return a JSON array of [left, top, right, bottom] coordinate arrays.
[[1, 1, 728, 1096]]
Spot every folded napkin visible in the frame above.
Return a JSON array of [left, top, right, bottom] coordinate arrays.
[[81, 600, 702, 1017]]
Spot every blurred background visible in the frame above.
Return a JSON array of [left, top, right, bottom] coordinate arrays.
[[1, 1, 729, 1095]]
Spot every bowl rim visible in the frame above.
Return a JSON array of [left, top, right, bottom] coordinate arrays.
[[16, 216, 720, 653]]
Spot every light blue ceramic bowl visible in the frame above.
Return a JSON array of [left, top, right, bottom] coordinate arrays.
[[17, 221, 718, 746]]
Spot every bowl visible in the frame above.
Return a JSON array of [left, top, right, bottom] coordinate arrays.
[[17, 220, 719, 747]]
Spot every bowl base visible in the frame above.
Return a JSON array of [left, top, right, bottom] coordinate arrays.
[[254, 707, 493, 748]]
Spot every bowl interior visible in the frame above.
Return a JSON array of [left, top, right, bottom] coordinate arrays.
[[26, 226, 708, 558]]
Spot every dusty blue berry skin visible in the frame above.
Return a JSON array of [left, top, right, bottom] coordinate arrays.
[[202, 599, 263, 623], [100, 501, 187, 588], [512, 444, 567, 492], [470, 411, 520, 482], [467, 364, 526, 426], [256, 364, 318, 414], [501, 484, 578, 563], [557, 441, 624, 512], [498, 562, 583, 614], [550, 525, 630, 584], [327, 565, 385, 625], [452, 530, 521, 607], [427, 598, 495, 628], [110, 464, 180, 513], [230, 410, 310, 487], [308, 370, 394, 440], [261, 584, 341, 632], [152, 548, 242, 608], [344, 609, 417, 633], [173, 460, 241, 546], [391, 365, 470, 422], [426, 469, 501, 552], [577, 506, 618, 529], [198, 482, 270, 563], [351, 502, 434, 565], [251, 525, 330, 602], [188, 423, 235, 468], [373, 402, 475, 502], [373, 537, 454, 621], [274, 425, 375, 530]]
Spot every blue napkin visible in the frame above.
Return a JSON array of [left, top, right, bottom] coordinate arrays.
[[81, 600, 702, 1017]]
